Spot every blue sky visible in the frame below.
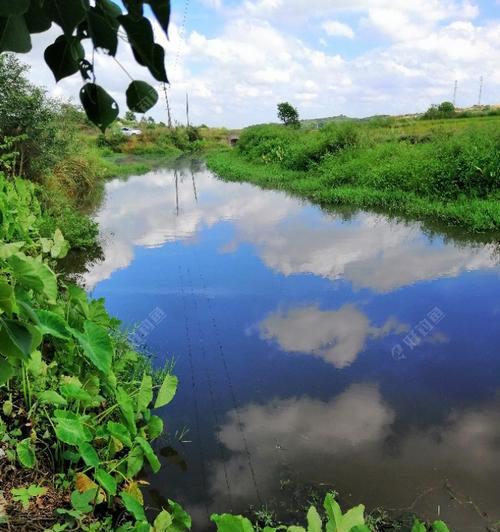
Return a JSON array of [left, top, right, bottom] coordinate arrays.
[[27, 0, 500, 127]]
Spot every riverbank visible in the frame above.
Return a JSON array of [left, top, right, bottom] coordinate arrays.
[[206, 116, 500, 233]]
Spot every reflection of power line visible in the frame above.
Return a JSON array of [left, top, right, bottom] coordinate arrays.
[[184, 261, 234, 511], [174, 241, 210, 521], [191, 245, 263, 507], [191, 168, 198, 203], [174, 168, 179, 216]]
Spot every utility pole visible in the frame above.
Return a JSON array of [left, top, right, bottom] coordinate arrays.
[[453, 80, 458, 106], [163, 84, 172, 128], [478, 76, 483, 106], [185, 93, 190, 127]]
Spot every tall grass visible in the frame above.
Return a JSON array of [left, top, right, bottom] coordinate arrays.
[[207, 116, 500, 233]]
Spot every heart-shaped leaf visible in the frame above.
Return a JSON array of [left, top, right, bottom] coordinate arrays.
[[0, 0, 30, 17], [154, 374, 178, 408], [35, 309, 71, 340], [120, 491, 146, 521], [145, 0, 170, 36], [16, 438, 36, 468], [73, 320, 113, 373], [86, 5, 118, 55], [45, 35, 84, 81], [126, 81, 158, 113], [0, 14, 31, 53], [80, 83, 119, 132], [43, 0, 87, 34], [24, 0, 51, 33]]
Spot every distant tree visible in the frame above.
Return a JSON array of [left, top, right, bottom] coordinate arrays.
[[125, 111, 137, 122], [277, 102, 300, 127], [438, 101, 455, 113], [423, 101, 456, 120]]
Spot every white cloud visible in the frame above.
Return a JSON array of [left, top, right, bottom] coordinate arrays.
[[21, 0, 499, 126], [322, 20, 355, 39], [258, 304, 408, 368], [84, 166, 498, 291]]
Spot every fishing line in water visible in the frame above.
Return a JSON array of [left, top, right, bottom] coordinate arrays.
[[174, 239, 210, 519], [184, 262, 234, 510], [188, 244, 263, 506]]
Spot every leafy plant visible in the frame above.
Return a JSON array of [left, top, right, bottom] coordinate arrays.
[[11, 485, 47, 510], [0, 0, 172, 130]]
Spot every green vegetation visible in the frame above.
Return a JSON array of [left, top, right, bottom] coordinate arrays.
[[0, 170, 189, 530], [207, 115, 500, 232], [210, 493, 449, 532]]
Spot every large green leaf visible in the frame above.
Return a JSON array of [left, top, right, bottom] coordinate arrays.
[[51, 229, 69, 259], [127, 445, 144, 478], [147, 415, 164, 440], [153, 509, 173, 531], [118, 14, 168, 82], [95, 468, 117, 496], [24, 0, 51, 33], [145, 0, 170, 36], [86, 5, 118, 55], [135, 436, 160, 474], [0, 357, 14, 384], [80, 83, 119, 132], [61, 382, 93, 403], [137, 373, 153, 414], [73, 320, 113, 374], [78, 442, 100, 467], [324, 493, 343, 530], [411, 521, 427, 532], [306, 506, 322, 532], [0, 0, 30, 16], [431, 522, 450, 532], [211, 514, 255, 532], [0, 318, 33, 360], [168, 499, 192, 530], [44, 34, 84, 82], [120, 491, 146, 521], [43, 0, 87, 34], [107, 421, 132, 447], [126, 80, 158, 113], [154, 374, 178, 408], [54, 415, 92, 446], [35, 309, 71, 340], [71, 488, 99, 513], [38, 389, 68, 406], [0, 241, 24, 259], [0, 14, 31, 53], [8, 254, 57, 304], [116, 386, 137, 436], [16, 438, 35, 468], [0, 279, 15, 315], [339, 506, 365, 532]]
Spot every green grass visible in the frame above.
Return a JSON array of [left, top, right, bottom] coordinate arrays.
[[206, 117, 500, 233]]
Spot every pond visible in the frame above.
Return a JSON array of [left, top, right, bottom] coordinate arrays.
[[83, 158, 500, 530]]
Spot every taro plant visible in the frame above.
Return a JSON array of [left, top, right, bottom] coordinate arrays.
[[0, 170, 190, 529]]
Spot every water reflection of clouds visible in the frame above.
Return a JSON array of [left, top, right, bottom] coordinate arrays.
[[209, 383, 395, 501], [258, 304, 408, 368], [85, 166, 498, 291], [205, 388, 500, 526]]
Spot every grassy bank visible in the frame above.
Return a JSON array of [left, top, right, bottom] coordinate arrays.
[[206, 116, 500, 233]]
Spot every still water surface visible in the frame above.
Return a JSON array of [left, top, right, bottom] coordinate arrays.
[[84, 159, 500, 530]]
